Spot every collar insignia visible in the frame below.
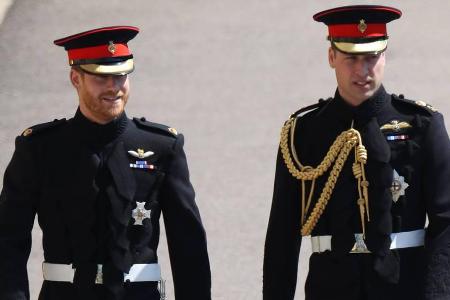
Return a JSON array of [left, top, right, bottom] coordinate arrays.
[[132, 202, 151, 225], [380, 120, 412, 132], [391, 169, 409, 203], [128, 148, 154, 159]]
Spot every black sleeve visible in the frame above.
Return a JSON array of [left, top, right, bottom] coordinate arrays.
[[160, 134, 211, 300], [0, 136, 38, 300], [263, 148, 302, 300], [423, 113, 450, 299]]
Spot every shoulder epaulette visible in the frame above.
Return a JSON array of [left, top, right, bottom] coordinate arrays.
[[21, 118, 67, 137], [290, 97, 332, 119], [133, 117, 178, 137], [392, 94, 437, 115]]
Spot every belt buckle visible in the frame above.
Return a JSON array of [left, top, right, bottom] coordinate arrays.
[[350, 234, 371, 253], [95, 265, 103, 284]]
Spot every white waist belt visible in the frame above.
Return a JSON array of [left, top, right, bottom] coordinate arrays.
[[311, 229, 425, 253], [42, 262, 161, 284]]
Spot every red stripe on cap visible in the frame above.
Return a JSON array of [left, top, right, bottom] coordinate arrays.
[[68, 43, 130, 61], [329, 23, 386, 38]]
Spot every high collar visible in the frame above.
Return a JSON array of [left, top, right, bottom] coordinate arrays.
[[330, 85, 391, 125], [72, 108, 128, 146]]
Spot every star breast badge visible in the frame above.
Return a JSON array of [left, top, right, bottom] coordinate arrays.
[[132, 202, 151, 225], [391, 170, 409, 203]]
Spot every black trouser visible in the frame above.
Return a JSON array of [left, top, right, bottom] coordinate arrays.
[[305, 248, 425, 300], [38, 281, 161, 300]]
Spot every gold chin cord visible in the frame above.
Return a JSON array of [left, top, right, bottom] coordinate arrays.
[[280, 117, 370, 237]]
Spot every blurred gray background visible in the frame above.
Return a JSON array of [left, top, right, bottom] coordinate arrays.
[[0, 1, 449, 299]]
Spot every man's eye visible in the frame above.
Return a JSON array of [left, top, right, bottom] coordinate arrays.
[[93, 75, 109, 81]]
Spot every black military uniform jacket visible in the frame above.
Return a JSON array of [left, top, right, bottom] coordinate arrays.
[[263, 86, 450, 300], [0, 109, 211, 300]]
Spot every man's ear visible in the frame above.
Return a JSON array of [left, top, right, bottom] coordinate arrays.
[[328, 47, 336, 69], [70, 68, 82, 89]]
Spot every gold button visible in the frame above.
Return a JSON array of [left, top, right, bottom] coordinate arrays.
[[22, 128, 33, 136], [168, 127, 178, 135]]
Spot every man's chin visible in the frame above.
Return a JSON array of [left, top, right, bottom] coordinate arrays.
[[98, 108, 125, 122]]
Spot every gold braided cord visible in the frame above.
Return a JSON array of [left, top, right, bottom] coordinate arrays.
[[291, 117, 317, 226], [305, 177, 316, 220], [301, 137, 356, 235], [281, 120, 350, 180], [301, 179, 306, 225], [279, 117, 370, 237], [290, 117, 304, 169]]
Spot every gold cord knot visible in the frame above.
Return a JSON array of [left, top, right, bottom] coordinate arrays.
[[356, 145, 368, 163]]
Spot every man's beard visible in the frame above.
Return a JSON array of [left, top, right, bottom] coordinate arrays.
[[81, 90, 128, 123]]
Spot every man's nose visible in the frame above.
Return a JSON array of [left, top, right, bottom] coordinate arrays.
[[105, 75, 122, 90], [354, 59, 369, 77]]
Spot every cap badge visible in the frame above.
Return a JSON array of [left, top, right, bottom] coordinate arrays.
[[391, 169, 409, 203], [128, 148, 154, 159], [108, 41, 116, 54], [358, 19, 367, 33], [132, 202, 151, 225]]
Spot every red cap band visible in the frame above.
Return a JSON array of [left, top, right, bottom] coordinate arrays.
[[328, 23, 386, 38], [67, 43, 130, 61]]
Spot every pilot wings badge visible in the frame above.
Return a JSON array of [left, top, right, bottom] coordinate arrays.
[[128, 148, 154, 159]]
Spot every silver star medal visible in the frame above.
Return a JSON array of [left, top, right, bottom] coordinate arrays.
[[132, 202, 151, 225], [391, 169, 409, 202]]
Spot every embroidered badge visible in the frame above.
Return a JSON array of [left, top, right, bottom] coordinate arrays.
[[391, 169, 409, 203], [358, 19, 367, 33], [108, 41, 116, 54], [128, 148, 154, 159], [132, 202, 151, 225], [380, 120, 412, 132]]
